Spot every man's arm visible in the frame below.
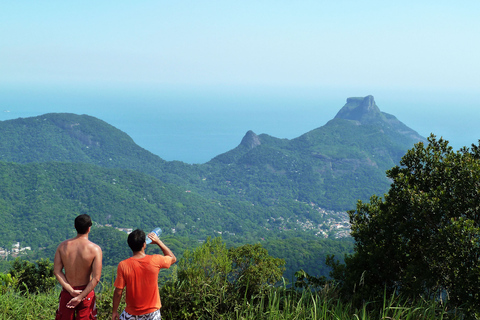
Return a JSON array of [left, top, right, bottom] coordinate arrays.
[[148, 233, 177, 263], [66, 245, 103, 308], [112, 287, 123, 320], [53, 245, 79, 296]]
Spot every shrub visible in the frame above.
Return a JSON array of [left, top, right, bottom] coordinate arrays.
[[8, 258, 56, 293], [160, 237, 285, 319]]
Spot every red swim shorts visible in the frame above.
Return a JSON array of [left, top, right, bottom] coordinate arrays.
[[55, 286, 97, 320]]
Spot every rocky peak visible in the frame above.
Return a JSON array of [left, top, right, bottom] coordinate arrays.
[[334, 95, 383, 123], [240, 130, 261, 149]]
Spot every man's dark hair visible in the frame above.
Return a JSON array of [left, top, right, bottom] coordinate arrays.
[[74, 214, 92, 234], [128, 229, 146, 252]]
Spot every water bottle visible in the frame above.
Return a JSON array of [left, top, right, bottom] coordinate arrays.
[[145, 227, 162, 244]]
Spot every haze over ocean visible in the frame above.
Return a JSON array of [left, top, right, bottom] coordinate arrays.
[[0, 85, 478, 164], [1, 2, 479, 163]]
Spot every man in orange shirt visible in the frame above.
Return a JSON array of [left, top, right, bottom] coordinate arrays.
[[54, 214, 103, 320], [112, 229, 176, 320]]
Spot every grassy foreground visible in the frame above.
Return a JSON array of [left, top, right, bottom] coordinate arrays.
[[0, 282, 463, 320]]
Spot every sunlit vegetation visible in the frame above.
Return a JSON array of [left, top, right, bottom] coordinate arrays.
[[0, 238, 464, 319]]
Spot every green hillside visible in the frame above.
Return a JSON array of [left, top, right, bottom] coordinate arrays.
[[0, 161, 264, 247], [0, 112, 199, 187], [0, 95, 425, 278], [0, 160, 351, 278], [202, 96, 425, 210], [0, 96, 425, 212]]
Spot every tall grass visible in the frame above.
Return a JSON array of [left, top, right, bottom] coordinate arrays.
[[0, 283, 465, 320], [229, 288, 461, 320], [0, 279, 120, 320], [0, 289, 58, 320]]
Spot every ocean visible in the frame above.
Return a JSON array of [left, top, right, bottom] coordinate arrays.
[[0, 85, 478, 164]]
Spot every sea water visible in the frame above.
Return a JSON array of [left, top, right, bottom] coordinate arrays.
[[0, 85, 478, 164]]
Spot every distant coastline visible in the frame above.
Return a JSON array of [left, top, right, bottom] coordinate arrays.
[[0, 85, 477, 163]]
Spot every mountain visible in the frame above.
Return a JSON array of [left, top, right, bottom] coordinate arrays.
[[0, 161, 352, 278], [0, 96, 425, 213], [203, 95, 426, 210], [0, 112, 199, 186], [0, 161, 272, 255], [334, 95, 424, 142], [0, 113, 161, 165], [0, 95, 424, 278]]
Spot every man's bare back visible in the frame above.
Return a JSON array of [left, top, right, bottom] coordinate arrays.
[[55, 235, 102, 287], [54, 219, 102, 310]]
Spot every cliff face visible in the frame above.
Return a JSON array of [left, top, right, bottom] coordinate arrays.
[[333, 95, 426, 142], [240, 130, 261, 149], [334, 95, 382, 123]]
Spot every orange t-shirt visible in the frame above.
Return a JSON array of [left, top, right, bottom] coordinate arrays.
[[114, 255, 174, 315]]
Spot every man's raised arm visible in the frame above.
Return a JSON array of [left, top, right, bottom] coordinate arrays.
[[147, 233, 176, 263]]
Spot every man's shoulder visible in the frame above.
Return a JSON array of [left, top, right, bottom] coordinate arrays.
[[56, 238, 73, 251], [150, 254, 174, 265], [118, 257, 133, 265], [87, 240, 102, 252], [117, 257, 134, 270], [66, 237, 102, 255]]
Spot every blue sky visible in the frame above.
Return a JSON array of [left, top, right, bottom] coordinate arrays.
[[1, 1, 479, 162], [2, 1, 479, 90]]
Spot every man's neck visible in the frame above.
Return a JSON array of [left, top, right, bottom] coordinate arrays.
[[75, 233, 89, 240], [132, 249, 146, 259]]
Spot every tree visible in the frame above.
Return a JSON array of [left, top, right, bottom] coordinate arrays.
[[0, 272, 17, 294], [228, 243, 285, 299], [160, 237, 285, 319], [329, 135, 480, 314], [9, 258, 56, 293], [160, 237, 234, 319]]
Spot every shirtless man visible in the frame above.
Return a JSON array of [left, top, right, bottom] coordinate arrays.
[[54, 214, 103, 320]]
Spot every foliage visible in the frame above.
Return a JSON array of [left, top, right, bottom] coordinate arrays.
[[229, 285, 458, 320], [262, 236, 353, 281], [0, 102, 425, 302], [293, 269, 327, 293], [0, 245, 465, 319], [0, 161, 260, 253], [0, 272, 125, 320], [328, 135, 480, 315], [0, 260, 13, 274], [0, 279, 462, 319], [0, 272, 17, 294], [8, 258, 56, 293], [160, 237, 285, 319], [160, 237, 234, 319], [0, 159, 353, 281], [228, 243, 285, 300], [95, 278, 127, 320], [89, 227, 130, 266], [0, 289, 58, 320]]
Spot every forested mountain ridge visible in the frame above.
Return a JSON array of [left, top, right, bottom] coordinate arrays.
[[0, 95, 425, 278], [0, 96, 426, 212], [0, 112, 207, 192], [0, 113, 161, 165], [204, 95, 426, 210], [0, 161, 352, 278], [0, 161, 287, 265]]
